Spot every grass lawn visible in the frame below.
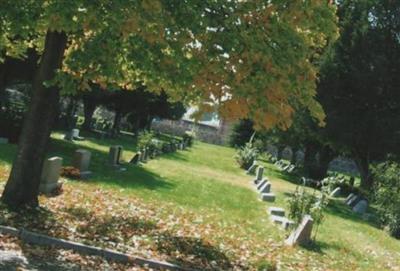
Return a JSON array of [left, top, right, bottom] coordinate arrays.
[[0, 132, 399, 270]]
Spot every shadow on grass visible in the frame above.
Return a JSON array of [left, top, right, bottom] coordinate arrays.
[[265, 166, 301, 185], [48, 137, 175, 191], [161, 151, 190, 163], [0, 204, 234, 270], [300, 240, 346, 255], [325, 200, 380, 229], [156, 234, 233, 270], [0, 143, 17, 166]]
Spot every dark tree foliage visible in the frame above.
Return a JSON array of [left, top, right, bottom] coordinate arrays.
[[317, 0, 400, 189], [229, 119, 255, 148]]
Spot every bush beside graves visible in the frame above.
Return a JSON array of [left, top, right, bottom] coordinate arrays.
[[235, 143, 258, 169], [287, 185, 329, 240], [371, 161, 400, 238]]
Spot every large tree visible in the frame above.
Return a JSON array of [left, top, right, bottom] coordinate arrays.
[[317, 0, 400, 189], [0, 1, 337, 207]]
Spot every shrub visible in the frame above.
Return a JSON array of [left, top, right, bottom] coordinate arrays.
[[183, 131, 195, 147], [137, 131, 154, 150], [287, 185, 329, 240], [0, 87, 30, 143], [235, 142, 258, 169], [371, 161, 400, 238]]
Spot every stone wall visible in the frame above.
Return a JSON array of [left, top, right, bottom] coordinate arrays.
[[151, 119, 233, 145]]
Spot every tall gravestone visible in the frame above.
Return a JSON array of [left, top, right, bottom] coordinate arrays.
[[285, 215, 314, 246], [73, 149, 92, 178], [256, 166, 264, 181], [39, 157, 63, 194], [109, 145, 123, 167]]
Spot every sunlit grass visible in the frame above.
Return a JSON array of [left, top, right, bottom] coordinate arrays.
[[0, 132, 399, 270]]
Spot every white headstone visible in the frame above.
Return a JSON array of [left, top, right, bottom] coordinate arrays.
[[72, 129, 80, 138], [345, 193, 355, 204], [0, 137, 9, 144], [39, 157, 63, 194], [330, 187, 341, 197]]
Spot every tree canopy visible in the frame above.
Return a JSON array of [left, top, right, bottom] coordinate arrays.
[[1, 0, 338, 128], [0, 1, 338, 207], [317, 0, 400, 188]]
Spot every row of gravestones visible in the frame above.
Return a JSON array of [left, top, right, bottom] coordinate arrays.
[[40, 138, 190, 195], [345, 193, 368, 215], [321, 176, 369, 215], [274, 160, 296, 174], [246, 161, 314, 246], [129, 140, 189, 165]]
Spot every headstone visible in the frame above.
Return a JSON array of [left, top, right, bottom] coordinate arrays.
[[256, 178, 268, 189], [72, 129, 84, 141], [143, 148, 149, 161], [256, 166, 264, 181], [0, 137, 9, 144], [73, 149, 92, 178], [130, 152, 140, 165], [246, 161, 258, 175], [345, 193, 355, 204], [285, 215, 314, 246], [352, 200, 368, 214], [268, 207, 285, 217], [109, 145, 123, 166], [64, 130, 74, 141], [72, 129, 80, 138], [349, 177, 355, 187], [39, 157, 63, 194], [330, 187, 341, 197], [139, 149, 145, 162], [347, 195, 361, 207], [287, 165, 296, 173], [261, 193, 276, 202], [270, 215, 294, 230], [259, 181, 271, 193]]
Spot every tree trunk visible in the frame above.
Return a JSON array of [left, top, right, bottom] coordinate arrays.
[[1, 31, 68, 207], [82, 96, 97, 131], [112, 110, 122, 137], [0, 62, 6, 107], [355, 152, 373, 190], [304, 141, 319, 177], [291, 147, 298, 165], [313, 146, 336, 180]]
